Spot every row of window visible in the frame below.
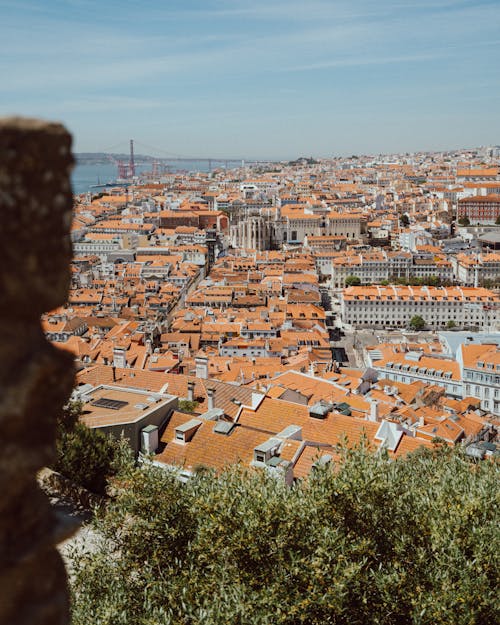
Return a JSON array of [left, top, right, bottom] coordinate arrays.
[[465, 384, 500, 399], [383, 372, 459, 393]]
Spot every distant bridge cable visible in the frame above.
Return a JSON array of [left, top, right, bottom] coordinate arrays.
[[133, 140, 195, 160], [133, 140, 253, 163], [95, 141, 130, 154], [89, 138, 268, 163]]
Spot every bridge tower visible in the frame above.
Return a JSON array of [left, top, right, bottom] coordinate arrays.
[[129, 139, 135, 177]]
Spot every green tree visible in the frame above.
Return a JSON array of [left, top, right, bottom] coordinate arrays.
[[400, 213, 410, 227], [58, 399, 82, 431], [496, 215, 500, 225], [409, 315, 426, 331], [345, 275, 361, 287], [70, 446, 499, 625], [54, 401, 120, 494], [446, 320, 457, 329], [458, 216, 470, 226]]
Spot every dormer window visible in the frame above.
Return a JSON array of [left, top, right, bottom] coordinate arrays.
[[253, 438, 280, 464], [174, 418, 203, 444]]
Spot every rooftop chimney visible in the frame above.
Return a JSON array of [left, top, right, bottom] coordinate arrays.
[[195, 354, 208, 379], [113, 346, 127, 369], [369, 399, 379, 422], [207, 387, 215, 411], [187, 380, 195, 402]]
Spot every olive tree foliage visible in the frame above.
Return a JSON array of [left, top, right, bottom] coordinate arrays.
[[70, 444, 499, 625], [54, 401, 123, 494]]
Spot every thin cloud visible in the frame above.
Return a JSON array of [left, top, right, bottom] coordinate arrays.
[[58, 96, 164, 113], [286, 52, 447, 72]]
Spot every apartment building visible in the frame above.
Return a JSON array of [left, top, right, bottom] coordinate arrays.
[[368, 338, 500, 417], [458, 343, 500, 416], [331, 252, 388, 287], [399, 226, 433, 251], [367, 346, 463, 398], [452, 253, 500, 285], [341, 285, 499, 330], [329, 250, 452, 288], [411, 254, 454, 281], [457, 195, 500, 224]]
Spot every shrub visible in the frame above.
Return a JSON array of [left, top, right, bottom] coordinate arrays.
[[70, 446, 499, 625], [54, 401, 120, 494], [409, 315, 426, 331], [178, 399, 200, 413], [345, 275, 361, 287]]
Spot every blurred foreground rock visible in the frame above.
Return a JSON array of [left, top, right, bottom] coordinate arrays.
[[0, 117, 75, 625]]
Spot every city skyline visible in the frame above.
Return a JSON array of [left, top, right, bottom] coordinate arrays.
[[1, 0, 499, 157]]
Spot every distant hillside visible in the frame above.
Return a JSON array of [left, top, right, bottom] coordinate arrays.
[[288, 156, 319, 166]]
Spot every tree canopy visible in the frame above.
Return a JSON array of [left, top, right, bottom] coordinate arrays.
[[409, 315, 426, 331], [345, 275, 361, 287], [54, 401, 120, 494], [70, 444, 499, 625]]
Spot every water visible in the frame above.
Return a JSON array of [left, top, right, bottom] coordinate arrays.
[[71, 161, 212, 195]]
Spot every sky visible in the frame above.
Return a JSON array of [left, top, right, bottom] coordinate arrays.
[[0, 0, 499, 159]]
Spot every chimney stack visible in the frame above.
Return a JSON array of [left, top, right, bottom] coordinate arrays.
[[187, 380, 195, 402], [207, 387, 215, 411], [195, 353, 208, 379], [113, 346, 127, 369], [369, 399, 379, 422]]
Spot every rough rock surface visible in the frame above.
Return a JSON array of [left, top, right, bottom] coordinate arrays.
[[0, 117, 75, 625]]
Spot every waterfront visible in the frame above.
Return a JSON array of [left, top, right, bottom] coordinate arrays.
[[72, 161, 212, 194]]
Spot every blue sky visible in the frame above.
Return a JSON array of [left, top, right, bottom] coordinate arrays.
[[1, 0, 499, 158]]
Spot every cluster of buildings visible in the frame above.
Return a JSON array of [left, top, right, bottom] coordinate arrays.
[[47, 147, 499, 481], [367, 332, 500, 416]]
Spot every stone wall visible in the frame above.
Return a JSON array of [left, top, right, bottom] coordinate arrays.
[[0, 118, 75, 625]]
